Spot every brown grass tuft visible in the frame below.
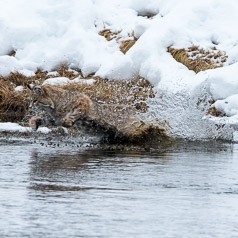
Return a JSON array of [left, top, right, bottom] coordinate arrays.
[[0, 63, 164, 142], [0, 71, 154, 123], [99, 28, 137, 54], [61, 76, 154, 111], [1, 72, 36, 86], [99, 29, 121, 41], [57, 64, 82, 79], [168, 46, 227, 73], [208, 106, 225, 117], [120, 38, 137, 54], [0, 79, 29, 121]]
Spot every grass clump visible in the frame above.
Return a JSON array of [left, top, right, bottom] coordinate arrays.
[[61, 76, 154, 112], [0, 72, 38, 86], [0, 64, 166, 142], [0, 67, 154, 122], [208, 106, 225, 117], [99, 29, 121, 41], [168, 46, 227, 73], [119, 38, 137, 54], [0, 79, 29, 121], [99, 28, 137, 54]]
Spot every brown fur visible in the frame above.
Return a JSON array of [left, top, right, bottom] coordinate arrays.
[[28, 84, 96, 129]]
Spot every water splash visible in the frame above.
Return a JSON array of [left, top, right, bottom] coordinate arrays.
[[145, 87, 234, 141]]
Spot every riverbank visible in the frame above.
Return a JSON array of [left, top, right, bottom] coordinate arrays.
[[1, 1, 238, 142]]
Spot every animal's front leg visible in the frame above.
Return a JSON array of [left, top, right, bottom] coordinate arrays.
[[29, 116, 43, 130], [61, 111, 83, 127], [28, 112, 55, 130]]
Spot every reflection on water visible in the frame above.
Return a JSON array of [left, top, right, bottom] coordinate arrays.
[[1, 142, 238, 238]]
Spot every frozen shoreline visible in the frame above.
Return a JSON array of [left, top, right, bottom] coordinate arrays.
[[1, 1, 238, 141]]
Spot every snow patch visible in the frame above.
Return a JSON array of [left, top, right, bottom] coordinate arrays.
[[1, 0, 238, 141], [0, 123, 32, 133], [37, 127, 51, 134], [0, 56, 22, 76], [43, 77, 70, 85], [71, 77, 96, 85], [15, 86, 24, 92]]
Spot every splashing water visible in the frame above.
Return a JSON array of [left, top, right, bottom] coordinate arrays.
[[145, 87, 234, 141]]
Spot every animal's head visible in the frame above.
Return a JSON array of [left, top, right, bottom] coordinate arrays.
[[27, 84, 55, 110]]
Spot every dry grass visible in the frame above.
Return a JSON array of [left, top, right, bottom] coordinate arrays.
[[168, 46, 227, 73], [61, 76, 154, 110], [208, 106, 225, 117], [0, 65, 83, 88], [61, 77, 160, 142], [0, 66, 154, 122], [113, 119, 166, 143], [99, 29, 121, 41], [0, 64, 164, 142], [0, 79, 29, 121], [56, 64, 82, 79], [0, 72, 38, 86], [99, 28, 137, 54], [120, 39, 137, 54]]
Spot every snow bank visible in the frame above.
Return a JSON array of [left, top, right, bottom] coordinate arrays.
[[43, 77, 70, 86], [0, 123, 32, 133], [1, 0, 238, 140], [213, 95, 238, 117], [0, 123, 54, 134]]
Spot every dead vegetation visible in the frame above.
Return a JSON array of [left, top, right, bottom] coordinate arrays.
[[0, 65, 155, 136], [208, 106, 225, 117], [0, 58, 167, 143], [56, 64, 82, 79], [119, 39, 137, 54], [168, 46, 227, 73], [99, 29, 121, 41], [61, 76, 154, 108], [0, 65, 84, 88], [0, 79, 29, 121], [99, 28, 137, 54]]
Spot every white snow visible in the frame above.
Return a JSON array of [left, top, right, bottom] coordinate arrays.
[[18, 69, 35, 77], [213, 95, 238, 117], [15, 86, 24, 92], [0, 123, 32, 133], [37, 127, 52, 134], [0, 56, 23, 76], [1, 0, 238, 141], [71, 77, 96, 85], [0, 123, 54, 134], [43, 77, 70, 85]]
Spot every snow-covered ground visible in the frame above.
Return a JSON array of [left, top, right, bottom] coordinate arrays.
[[1, 0, 238, 141]]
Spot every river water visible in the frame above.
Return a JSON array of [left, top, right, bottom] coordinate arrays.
[[1, 141, 238, 238]]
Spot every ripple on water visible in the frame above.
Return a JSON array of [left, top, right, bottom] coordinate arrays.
[[0, 141, 238, 238]]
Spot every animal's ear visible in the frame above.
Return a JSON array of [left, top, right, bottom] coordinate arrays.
[[27, 84, 44, 95], [27, 84, 34, 90]]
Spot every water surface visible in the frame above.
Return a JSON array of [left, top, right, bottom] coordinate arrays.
[[1, 141, 238, 238]]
